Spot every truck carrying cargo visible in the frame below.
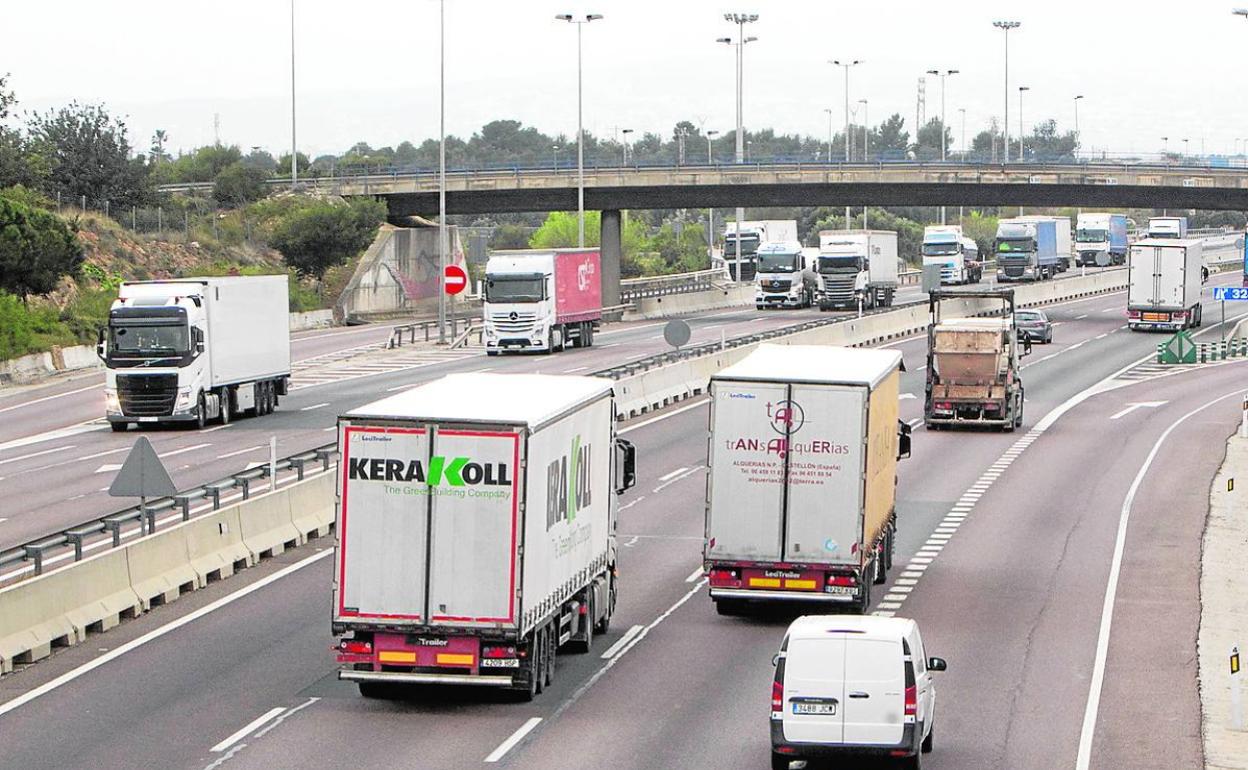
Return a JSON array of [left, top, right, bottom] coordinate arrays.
[[1017, 215, 1073, 272], [333, 373, 636, 700], [815, 230, 900, 310], [1127, 238, 1206, 331], [98, 275, 291, 431], [704, 344, 911, 615], [754, 241, 816, 309], [722, 220, 799, 281], [1075, 213, 1129, 266], [483, 249, 602, 355], [924, 290, 1028, 430], [1147, 216, 1188, 239], [921, 225, 983, 285], [994, 218, 1060, 282]]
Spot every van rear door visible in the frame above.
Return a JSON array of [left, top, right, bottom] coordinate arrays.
[[840, 637, 906, 746], [781, 636, 846, 744]]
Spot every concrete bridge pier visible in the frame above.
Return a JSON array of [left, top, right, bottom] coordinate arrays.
[[600, 209, 622, 318]]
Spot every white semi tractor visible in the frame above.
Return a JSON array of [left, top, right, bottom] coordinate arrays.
[[755, 241, 817, 309], [333, 373, 636, 700], [97, 275, 291, 431], [815, 230, 900, 311]]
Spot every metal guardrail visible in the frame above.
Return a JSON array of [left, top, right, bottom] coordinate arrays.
[[0, 444, 338, 582], [620, 269, 728, 301], [389, 317, 478, 347]]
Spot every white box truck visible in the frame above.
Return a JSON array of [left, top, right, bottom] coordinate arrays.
[[704, 344, 911, 615], [333, 373, 636, 700], [1147, 216, 1188, 239], [97, 275, 291, 431], [483, 249, 602, 355], [921, 225, 983, 285], [1075, 213, 1130, 266], [1127, 238, 1206, 331], [755, 241, 817, 309], [815, 230, 900, 310], [1017, 215, 1073, 272], [722, 220, 799, 281]]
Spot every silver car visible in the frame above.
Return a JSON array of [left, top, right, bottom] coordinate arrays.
[[1015, 309, 1053, 344]]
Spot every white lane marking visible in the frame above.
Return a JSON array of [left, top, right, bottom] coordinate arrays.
[[562, 366, 589, 373], [684, 566, 704, 583], [597, 342, 621, 348], [1094, 333, 1108, 340], [0, 444, 76, 466], [658, 466, 689, 483], [877, 602, 903, 610], [1051, 321, 1065, 327], [623, 536, 639, 547], [94, 463, 123, 474], [0, 549, 332, 718], [210, 707, 287, 752], [0, 420, 108, 453], [1100, 307, 1118, 313], [900, 393, 916, 400], [653, 466, 702, 493], [619, 399, 707, 435], [299, 403, 330, 411], [251, 696, 319, 739], [159, 443, 211, 459], [1075, 314, 1089, 320], [618, 495, 645, 512], [217, 445, 265, 459], [907, 417, 924, 428], [323, 426, 337, 432], [1108, 401, 1168, 420], [201, 423, 234, 433], [1075, 388, 1245, 770], [600, 624, 645, 659], [484, 718, 544, 763], [0, 383, 102, 414], [0, 518, 7, 524]]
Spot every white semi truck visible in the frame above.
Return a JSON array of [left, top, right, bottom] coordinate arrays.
[[755, 241, 817, 309], [1127, 238, 1205, 331], [921, 225, 983, 285], [1147, 216, 1188, 239], [815, 230, 900, 310], [704, 344, 911, 615], [722, 220, 799, 282], [483, 249, 602, 355], [97, 275, 291, 431], [333, 373, 636, 700], [1017, 215, 1073, 272]]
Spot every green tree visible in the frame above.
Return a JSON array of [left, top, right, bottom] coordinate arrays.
[[530, 210, 599, 248], [149, 129, 170, 164], [1021, 119, 1076, 160], [961, 210, 1000, 256], [873, 114, 910, 157], [212, 162, 270, 206], [269, 198, 385, 278], [488, 223, 532, 250], [0, 194, 83, 299], [276, 151, 312, 177], [648, 218, 708, 272], [914, 118, 951, 161], [25, 102, 151, 206]]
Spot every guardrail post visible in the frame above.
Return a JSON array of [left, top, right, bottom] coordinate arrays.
[[316, 448, 334, 471], [240, 477, 251, 500], [291, 457, 306, 481], [208, 487, 221, 510], [177, 496, 191, 521], [66, 532, 84, 561], [23, 545, 43, 575]]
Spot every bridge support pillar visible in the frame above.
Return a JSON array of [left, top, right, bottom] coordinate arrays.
[[600, 209, 622, 319]]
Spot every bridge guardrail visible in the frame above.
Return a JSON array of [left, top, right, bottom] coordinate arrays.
[[620, 269, 728, 301]]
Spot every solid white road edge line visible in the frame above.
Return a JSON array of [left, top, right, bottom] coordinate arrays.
[[618, 399, 707, 435], [0, 383, 103, 414], [684, 566, 704, 583], [484, 718, 544, 763], [0, 444, 76, 466], [600, 624, 646, 660], [1073, 387, 1245, 770], [0, 549, 333, 718], [210, 707, 287, 752]]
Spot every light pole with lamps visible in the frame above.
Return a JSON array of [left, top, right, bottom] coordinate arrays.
[[1183, 137, 1190, 161], [621, 129, 633, 165], [289, 0, 298, 191], [437, 0, 448, 342], [831, 58, 862, 229], [556, 12, 603, 248], [719, 12, 758, 281], [859, 98, 869, 227], [1161, 137, 1168, 162], [993, 21, 1020, 162], [958, 107, 967, 156], [1073, 94, 1084, 159], [1017, 86, 1029, 159], [823, 107, 834, 163], [552, 144, 561, 168], [927, 68, 958, 222], [706, 129, 718, 261]]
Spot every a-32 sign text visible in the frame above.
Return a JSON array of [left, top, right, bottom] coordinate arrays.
[[1211, 287, 1248, 301]]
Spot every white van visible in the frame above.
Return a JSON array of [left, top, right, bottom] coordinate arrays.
[[770, 616, 946, 769]]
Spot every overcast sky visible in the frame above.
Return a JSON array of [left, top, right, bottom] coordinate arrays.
[[5, 0, 1247, 160]]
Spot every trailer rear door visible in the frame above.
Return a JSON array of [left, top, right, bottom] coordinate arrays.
[[783, 384, 865, 565], [706, 380, 789, 561]]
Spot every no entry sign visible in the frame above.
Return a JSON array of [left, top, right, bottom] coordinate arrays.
[[444, 264, 468, 295]]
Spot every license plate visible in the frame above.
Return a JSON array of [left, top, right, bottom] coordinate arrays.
[[793, 702, 837, 715], [824, 585, 857, 596], [138, 417, 158, 423], [480, 658, 520, 668]]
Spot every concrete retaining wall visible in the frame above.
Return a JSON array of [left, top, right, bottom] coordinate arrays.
[[624, 285, 755, 321], [613, 269, 1130, 419], [0, 471, 335, 674], [289, 309, 335, 331]]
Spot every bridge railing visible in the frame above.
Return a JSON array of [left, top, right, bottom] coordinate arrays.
[[620, 268, 729, 301]]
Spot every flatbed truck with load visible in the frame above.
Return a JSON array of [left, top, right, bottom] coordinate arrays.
[[333, 373, 636, 700], [704, 344, 912, 615], [97, 275, 291, 431], [924, 289, 1029, 431]]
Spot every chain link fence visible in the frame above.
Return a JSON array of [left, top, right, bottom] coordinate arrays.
[[50, 192, 263, 247]]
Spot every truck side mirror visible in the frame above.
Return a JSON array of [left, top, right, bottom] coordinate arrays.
[[193, 327, 205, 354], [615, 438, 636, 494], [897, 420, 912, 460], [95, 327, 106, 360]]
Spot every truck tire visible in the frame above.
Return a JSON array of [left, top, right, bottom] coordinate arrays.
[[922, 723, 934, 753], [534, 627, 546, 694], [873, 544, 888, 585], [595, 573, 615, 634], [196, 394, 207, 430], [857, 573, 872, 613], [583, 323, 594, 348], [357, 681, 394, 699], [771, 752, 793, 770], [268, 381, 278, 413], [218, 390, 232, 425], [715, 598, 744, 616], [545, 626, 557, 688]]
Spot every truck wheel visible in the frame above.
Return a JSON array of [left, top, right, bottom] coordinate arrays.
[[111, 422, 128, 433], [873, 544, 888, 585], [196, 394, 207, 430], [357, 681, 393, 699], [571, 595, 594, 653], [545, 626, 557, 687], [596, 574, 615, 634], [219, 390, 232, 425], [534, 627, 546, 694], [771, 752, 794, 770], [583, 323, 594, 348], [715, 599, 743, 616], [886, 526, 895, 571], [267, 381, 278, 413], [857, 574, 872, 614]]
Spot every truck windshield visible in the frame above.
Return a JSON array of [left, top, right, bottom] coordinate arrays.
[[996, 239, 1035, 254], [110, 323, 189, 354], [724, 234, 761, 256], [818, 255, 863, 273], [921, 242, 960, 256], [486, 274, 545, 303], [757, 253, 799, 273], [1076, 229, 1107, 242]]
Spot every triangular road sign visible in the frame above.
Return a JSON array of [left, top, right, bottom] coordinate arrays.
[[108, 436, 177, 498]]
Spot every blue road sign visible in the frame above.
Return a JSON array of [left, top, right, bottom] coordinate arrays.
[[1212, 287, 1248, 301]]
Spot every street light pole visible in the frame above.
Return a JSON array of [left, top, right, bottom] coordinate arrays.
[[556, 13, 603, 249], [1018, 86, 1029, 159], [289, 0, 297, 191], [707, 129, 718, 263], [437, 0, 447, 343], [720, 13, 758, 281], [859, 98, 869, 228], [621, 128, 633, 165], [832, 58, 862, 229], [993, 21, 1020, 162], [959, 107, 967, 156], [927, 68, 958, 223], [823, 107, 834, 163], [1073, 94, 1084, 160]]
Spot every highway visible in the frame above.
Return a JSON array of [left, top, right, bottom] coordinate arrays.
[[1, 264, 1244, 769]]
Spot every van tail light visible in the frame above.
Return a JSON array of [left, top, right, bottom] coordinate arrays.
[[771, 680, 784, 713], [340, 640, 372, 655], [904, 685, 917, 716], [826, 573, 857, 587]]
